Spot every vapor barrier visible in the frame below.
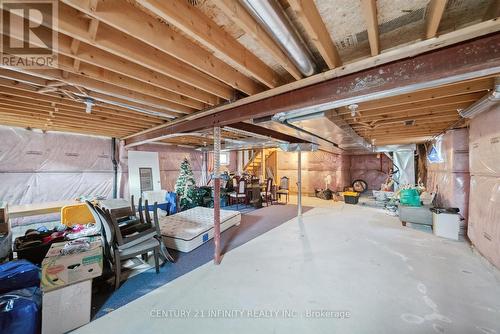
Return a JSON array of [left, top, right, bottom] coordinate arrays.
[[467, 106, 500, 268], [0, 126, 114, 226], [426, 128, 470, 223]]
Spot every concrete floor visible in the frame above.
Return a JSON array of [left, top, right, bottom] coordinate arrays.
[[75, 198, 500, 334]]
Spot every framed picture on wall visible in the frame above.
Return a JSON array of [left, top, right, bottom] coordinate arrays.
[[139, 167, 154, 193]]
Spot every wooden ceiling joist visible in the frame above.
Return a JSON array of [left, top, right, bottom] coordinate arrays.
[[0, 109, 138, 134], [345, 92, 486, 118], [361, 0, 380, 56], [216, 0, 303, 80], [0, 81, 168, 127], [0, 107, 146, 133], [61, 0, 264, 96], [287, 0, 342, 68], [0, 68, 184, 118], [346, 108, 463, 125], [56, 4, 234, 99], [0, 19, 219, 106], [0, 99, 160, 129], [135, 0, 283, 89], [58, 36, 219, 106], [348, 78, 493, 112], [56, 56, 204, 110], [426, 0, 448, 39], [0, 118, 130, 138], [3, 3, 233, 100], [0, 92, 163, 125], [30, 68, 196, 114]]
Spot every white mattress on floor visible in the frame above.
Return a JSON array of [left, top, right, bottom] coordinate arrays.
[[159, 206, 241, 252]]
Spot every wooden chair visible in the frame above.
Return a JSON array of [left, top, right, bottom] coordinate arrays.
[[229, 178, 247, 209], [143, 200, 174, 263], [260, 177, 274, 206], [276, 176, 290, 203], [90, 203, 160, 290], [231, 176, 239, 191]]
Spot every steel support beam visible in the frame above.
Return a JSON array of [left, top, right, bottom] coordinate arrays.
[[297, 149, 302, 217], [125, 33, 500, 147]]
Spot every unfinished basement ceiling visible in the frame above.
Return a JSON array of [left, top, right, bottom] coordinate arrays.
[[0, 0, 498, 149]]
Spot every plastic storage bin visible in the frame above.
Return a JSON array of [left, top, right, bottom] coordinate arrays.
[[399, 189, 421, 207], [343, 191, 359, 204], [61, 203, 95, 227]]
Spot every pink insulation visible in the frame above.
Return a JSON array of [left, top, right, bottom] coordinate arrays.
[[426, 128, 470, 223], [467, 105, 500, 269], [277, 151, 351, 194], [350, 154, 392, 190], [0, 126, 114, 226]]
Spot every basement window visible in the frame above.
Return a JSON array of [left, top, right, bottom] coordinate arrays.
[[220, 152, 230, 166]]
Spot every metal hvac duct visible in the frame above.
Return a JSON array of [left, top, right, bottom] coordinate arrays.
[[240, 0, 316, 76], [459, 77, 500, 118]]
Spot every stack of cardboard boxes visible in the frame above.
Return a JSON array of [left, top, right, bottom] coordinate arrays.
[[40, 235, 103, 334], [0, 202, 12, 261]]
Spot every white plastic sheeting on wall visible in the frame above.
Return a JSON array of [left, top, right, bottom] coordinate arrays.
[[393, 150, 416, 189], [426, 128, 470, 224], [0, 126, 114, 226], [467, 105, 500, 269]]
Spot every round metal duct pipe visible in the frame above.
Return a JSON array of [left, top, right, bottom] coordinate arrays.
[[240, 0, 316, 76]]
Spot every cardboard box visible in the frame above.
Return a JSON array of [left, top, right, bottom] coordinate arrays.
[[42, 279, 92, 334], [44, 235, 102, 257], [41, 236, 103, 291], [0, 202, 9, 235]]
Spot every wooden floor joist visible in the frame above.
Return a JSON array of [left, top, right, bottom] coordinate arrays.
[[125, 33, 500, 146], [136, 0, 283, 89], [62, 0, 264, 96], [0, 1, 498, 145], [287, 0, 342, 68]]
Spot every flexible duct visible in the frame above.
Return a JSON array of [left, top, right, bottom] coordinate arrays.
[[459, 77, 500, 118], [240, 0, 316, 76]]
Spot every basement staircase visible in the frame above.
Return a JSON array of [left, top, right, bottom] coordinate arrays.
[[243, 148, 277, 179]]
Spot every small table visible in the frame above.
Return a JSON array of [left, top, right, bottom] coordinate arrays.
[[246, 185, 263, 208]]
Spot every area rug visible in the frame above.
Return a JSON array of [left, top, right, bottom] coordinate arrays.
[[92, 204, 311, 318]]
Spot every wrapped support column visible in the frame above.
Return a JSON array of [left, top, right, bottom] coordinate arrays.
[[213, 127, 222, 264]]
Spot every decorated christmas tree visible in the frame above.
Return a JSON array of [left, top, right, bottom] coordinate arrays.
[[175, 158, 197, 211]]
